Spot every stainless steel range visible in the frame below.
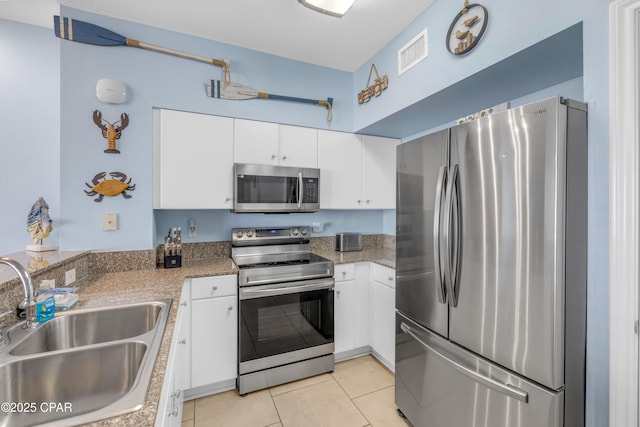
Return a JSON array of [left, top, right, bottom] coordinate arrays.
[[232, 226, 335, 395]]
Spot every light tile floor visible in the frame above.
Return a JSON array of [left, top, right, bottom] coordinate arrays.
[[181, 355, 410, 427]]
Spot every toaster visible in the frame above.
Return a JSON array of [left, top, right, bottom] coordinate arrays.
[[336, 232, 362, 252]]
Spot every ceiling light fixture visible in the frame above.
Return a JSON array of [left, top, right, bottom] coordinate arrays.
[[298, 0, 356, 17]]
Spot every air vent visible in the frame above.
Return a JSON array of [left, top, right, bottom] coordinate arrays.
[[398, 29, 428, 75]]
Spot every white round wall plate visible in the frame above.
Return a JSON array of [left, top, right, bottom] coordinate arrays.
[[96, 78, 127, 104]]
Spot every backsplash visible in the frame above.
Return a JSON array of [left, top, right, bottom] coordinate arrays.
[[310, 234, 395, 252], [0, 251, 90, 327], [0, 234, 393, 327], [90, 250, 156, 275], [154, 241, 230, 265]]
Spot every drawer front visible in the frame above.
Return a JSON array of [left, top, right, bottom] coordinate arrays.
[[334, 263, 356, 282], [370, 262, 395, 288], [191, 275, 237, 299]]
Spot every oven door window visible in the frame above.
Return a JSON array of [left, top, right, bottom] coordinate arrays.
[[236, 175, 299, 204], [240, 288, 334, 362]]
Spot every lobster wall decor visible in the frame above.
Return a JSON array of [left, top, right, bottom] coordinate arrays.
[[93, 110, 129, 153]]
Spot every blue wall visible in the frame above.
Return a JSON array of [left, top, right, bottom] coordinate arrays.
[[0, 20, 60, 256], [155, 210, 387, 243], [58, 8, 353, 251]]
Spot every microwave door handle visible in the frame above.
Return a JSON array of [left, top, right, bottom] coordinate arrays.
[[400, 322, 529, 403], [298, 172, 303, 209]]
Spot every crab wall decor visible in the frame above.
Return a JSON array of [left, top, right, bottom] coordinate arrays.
[[93, 110, 129, 153], [84, 171, 136, 202]]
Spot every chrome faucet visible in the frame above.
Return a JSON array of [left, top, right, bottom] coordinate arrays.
[[0, 257, 37, 328]]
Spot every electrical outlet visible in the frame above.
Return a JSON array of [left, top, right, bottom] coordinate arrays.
[[40, 279, 55, 290], [65, 268, 76, 285], [103, 213, 118, 231], [188, 219, 197, 237]]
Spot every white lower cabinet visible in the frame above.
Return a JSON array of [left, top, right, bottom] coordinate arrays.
[[158, 261, 398, 423], [190, 275, 238, 390], [333, 263, 369, 360], [368, 263, 396, 371], [156, 283, 190, 427]]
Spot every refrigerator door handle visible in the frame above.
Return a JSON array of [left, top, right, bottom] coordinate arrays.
[[433, 165, 448, 304], [400, 322, 529, 403], [443, 164, 462, 307]]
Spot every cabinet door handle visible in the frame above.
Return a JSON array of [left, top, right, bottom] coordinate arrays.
[[366, 199, 371, 204], [281, 155, 288, 161], [342, 271, 347, 277], [180, 301, 187, 307], [179, 338, 187, 344], [388, 276, 394, 281], [225, 197, 231, 203], [228, 306, 233, 311], [212, 286, 218, 293], [357, 200, 362, 204], [271, 154, 277, 160]]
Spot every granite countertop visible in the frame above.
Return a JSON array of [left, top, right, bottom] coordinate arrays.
[[60, 257, 238, 427], [17, 248, 394, 426]]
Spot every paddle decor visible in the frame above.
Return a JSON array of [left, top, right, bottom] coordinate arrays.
[[53, 16, 231, 84], [207, 80, 334, 122]]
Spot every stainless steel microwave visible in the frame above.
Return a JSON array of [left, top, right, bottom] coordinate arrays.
[[233, 163, 320, 213]]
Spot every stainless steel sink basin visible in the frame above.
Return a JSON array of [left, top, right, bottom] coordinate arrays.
[[9, 301, 163, 355], [0, 341, 147, 427], [0, 299, 171, 427]]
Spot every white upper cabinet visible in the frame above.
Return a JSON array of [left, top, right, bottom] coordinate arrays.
[[318, 130, 362, 209], [233, 119, 278, 165], [279, 124, 318, 168], [362, 135, 400, 209], [234, 119, 317, 168], [153, 109, 234, 209], [318, 130, 399, 209]]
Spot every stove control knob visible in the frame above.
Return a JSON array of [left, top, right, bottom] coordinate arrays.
[[246, 230, 254, 237], [235, 230, 244, 238], [300, 228, 308, 236], [291, 228, 299, 236]]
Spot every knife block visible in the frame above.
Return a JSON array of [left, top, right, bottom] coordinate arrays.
[[164, 255, 182, 269]]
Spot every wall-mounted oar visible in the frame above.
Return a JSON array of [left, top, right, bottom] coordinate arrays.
[[207, 80, 333, 122], [54, 16, 230, 84]]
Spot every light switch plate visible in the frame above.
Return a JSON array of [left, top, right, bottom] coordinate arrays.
[[103, 213, 118, 231]]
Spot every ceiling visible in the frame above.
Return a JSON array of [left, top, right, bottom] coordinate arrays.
[[0, 0, 435, 72]]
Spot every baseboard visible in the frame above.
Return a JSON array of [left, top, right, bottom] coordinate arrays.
[[335, 346, 371, 362], [184, 378, 237, 400]]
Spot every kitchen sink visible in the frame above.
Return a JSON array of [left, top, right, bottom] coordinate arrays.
[[0, 299, 171, 426], [0, 341, 147, 427], [9, 301, 163, 356]]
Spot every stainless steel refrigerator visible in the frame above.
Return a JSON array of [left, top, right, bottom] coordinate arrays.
[[395, 96, 587, 427]]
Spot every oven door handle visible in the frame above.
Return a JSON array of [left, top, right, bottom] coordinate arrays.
[[298, 171, 303, 209], [240, 280, 334, 299]]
